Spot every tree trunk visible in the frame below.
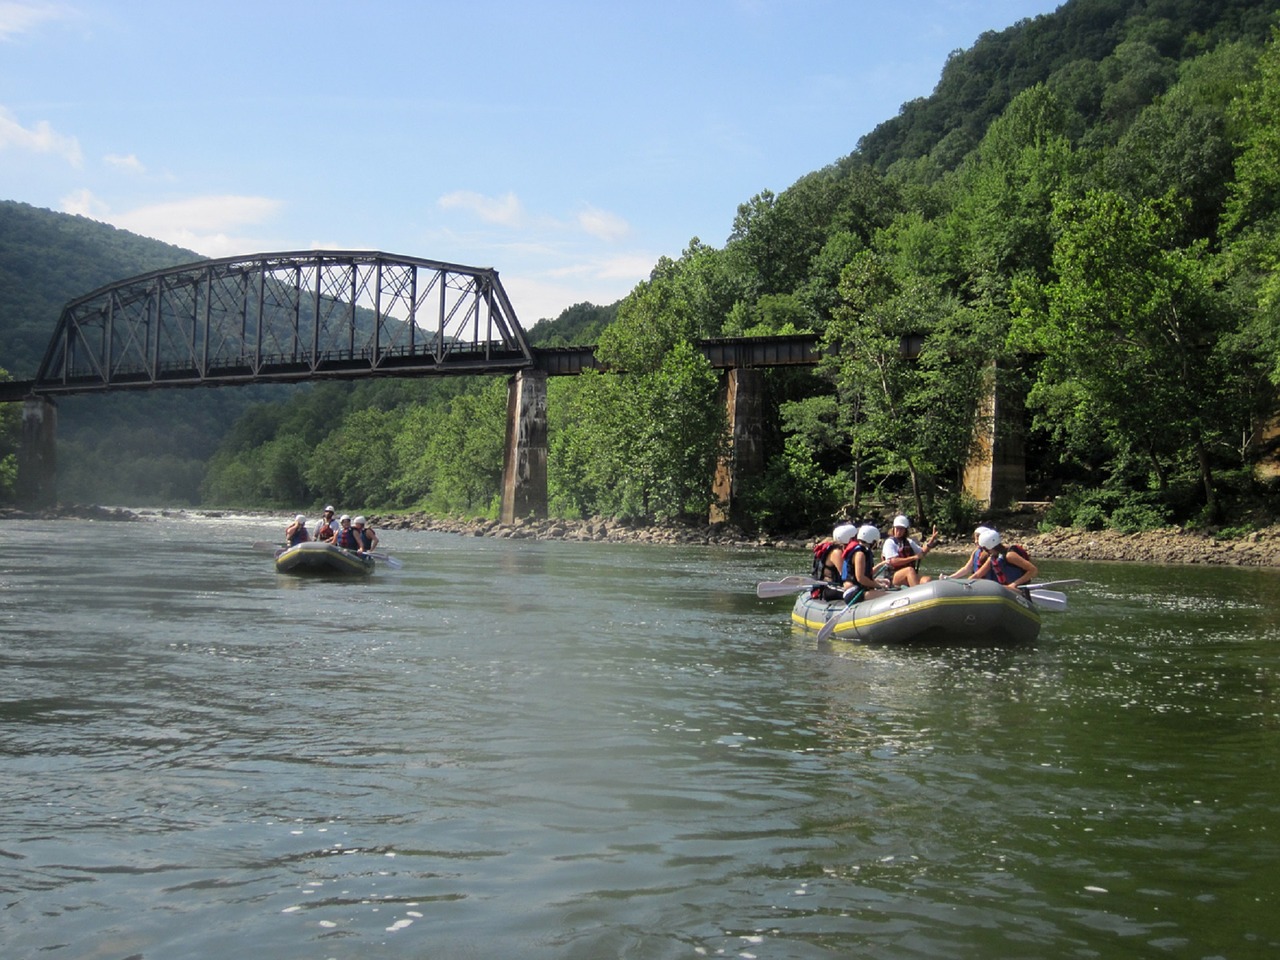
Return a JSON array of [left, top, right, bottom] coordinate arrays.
[[1195, 434, 1218, 521], [1145, 440, 1168, 491], [907, 454, 926, 529]]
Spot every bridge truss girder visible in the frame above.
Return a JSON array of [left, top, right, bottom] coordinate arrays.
[[31, 250, 534, 394]]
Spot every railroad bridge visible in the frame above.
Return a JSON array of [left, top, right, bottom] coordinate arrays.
[[0, 250, 1022, 521]]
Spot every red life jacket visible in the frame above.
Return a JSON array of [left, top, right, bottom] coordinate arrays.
[[991, 544, 1031, 584]]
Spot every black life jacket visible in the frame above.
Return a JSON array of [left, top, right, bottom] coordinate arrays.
[[810, 540, 844, 598]]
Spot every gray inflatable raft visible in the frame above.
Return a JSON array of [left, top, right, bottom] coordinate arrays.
[[792, 577, 1041, 645]]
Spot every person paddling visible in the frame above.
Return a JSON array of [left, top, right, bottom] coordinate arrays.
[[285, 514, 310, 547], [332, 514, 363, 552], [840, 524, 891, 604], [972, 529, 1038, 590], [944, 525, 995, 580], [352, 516, 378, 551], [810, 523, 857, 600]]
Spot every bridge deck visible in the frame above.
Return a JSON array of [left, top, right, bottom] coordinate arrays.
[[1, 335, 827, 401]]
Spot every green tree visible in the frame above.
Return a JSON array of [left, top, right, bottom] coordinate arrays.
[[1015, 190, 1244, 516], [824, 251, 989, 524], [420, 379, 508, 515], [1223, 26, 1280, 387], [548, 343, 724, 522], [305, 406, 401, 509], [596, 240, 745, 373]]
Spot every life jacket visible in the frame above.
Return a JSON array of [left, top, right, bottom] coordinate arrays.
[[839, 543, 874, 586], [286, 525, 309, 547], [315, 520, 335, 541], [887, 535, 919, 570], [810, 540, 843, 598], [334, 527, 361, 550], [990, 545, 1031, 585], [834, 542, 878, 604]]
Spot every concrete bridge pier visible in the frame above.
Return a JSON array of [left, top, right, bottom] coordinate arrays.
[[500, 369, 548, 523], [17, 396, 57, 508], [710, 368, 765, 528], [962, 361, 1025, 509]]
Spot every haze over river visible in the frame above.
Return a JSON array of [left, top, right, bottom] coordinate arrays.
[[2, 515, 1277, 959]]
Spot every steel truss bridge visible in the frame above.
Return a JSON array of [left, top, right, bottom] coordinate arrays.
[[14, 251, 532, 395], [0, 250, 824, 402]]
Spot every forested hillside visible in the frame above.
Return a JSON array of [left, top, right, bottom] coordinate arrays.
[[7, 0, 1280, 536], [0, 201, 292, 503], [0, 201, 198, 377]]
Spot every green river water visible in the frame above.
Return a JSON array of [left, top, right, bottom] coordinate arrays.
[[0, 514, 1277, 959]]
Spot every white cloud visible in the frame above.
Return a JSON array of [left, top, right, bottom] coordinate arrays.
[[0, 104, 82, 165], [438, 189, 525, 227], [0, 1, 66, 41], [576, 205, 630, 243], [103, 152, 145, 173], [58, 190, 284, 257], [59, 187, 108, 218], [548, 253, 655, 282]]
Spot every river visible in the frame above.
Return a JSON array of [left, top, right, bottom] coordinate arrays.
[[1, 514, 1277, 959]]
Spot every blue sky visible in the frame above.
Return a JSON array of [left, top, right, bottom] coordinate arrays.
[[1, 0, 1063, 326]]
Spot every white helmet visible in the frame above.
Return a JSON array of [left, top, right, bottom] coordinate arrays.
[[856, 524, 880, 545], [353, 515, 366, 525], [974, 525, 993, 540], [892, 514, 911, 530], [978, 529, 1002, 550], [832, 523, 857, 545], [294, 514, 306, 523]]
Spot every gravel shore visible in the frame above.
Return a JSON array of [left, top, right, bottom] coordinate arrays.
[[369, 511, 1280, 569], [7, 503, 1278, 568]]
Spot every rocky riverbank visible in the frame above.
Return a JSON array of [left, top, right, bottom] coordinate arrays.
[[5, 503, 1279, 568], [369, 511, 1280, 568]]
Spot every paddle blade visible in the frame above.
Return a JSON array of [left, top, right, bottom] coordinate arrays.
[[755, 575, 818, 595], [366, 552, 403, 569], [815, 611, 844, 643], [752, 583, 814, 599], [1028, 589, 1067, 610], [756, 579, 819, 598]]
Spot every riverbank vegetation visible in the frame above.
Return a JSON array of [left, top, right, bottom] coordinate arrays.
[[5, 0, 1280, 538]]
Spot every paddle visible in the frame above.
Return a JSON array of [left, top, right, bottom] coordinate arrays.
[[364, 551, 403, 569], [251, 540, 283, 553], [1027, 579, 1084, 590], [756, 577, 824, 598], [1027, 588, 1067, 610]]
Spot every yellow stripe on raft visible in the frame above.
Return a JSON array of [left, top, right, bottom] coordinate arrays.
[[792, 592, 1039, 637]]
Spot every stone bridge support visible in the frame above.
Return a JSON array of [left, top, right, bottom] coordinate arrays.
[[710, 368, 765, 528], [17, 397, 57, 508], [500, 369, 548, 523], [963, 361, 1025, 509]]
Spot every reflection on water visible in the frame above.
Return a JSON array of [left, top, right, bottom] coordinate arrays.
[[0, 518, 1277, 958]]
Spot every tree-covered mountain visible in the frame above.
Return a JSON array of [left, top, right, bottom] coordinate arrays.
[[0, 201, 299, 504], [856, 0, 1279, 172], [0, 200, 199, 378], [526, 302, 618, 347]]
